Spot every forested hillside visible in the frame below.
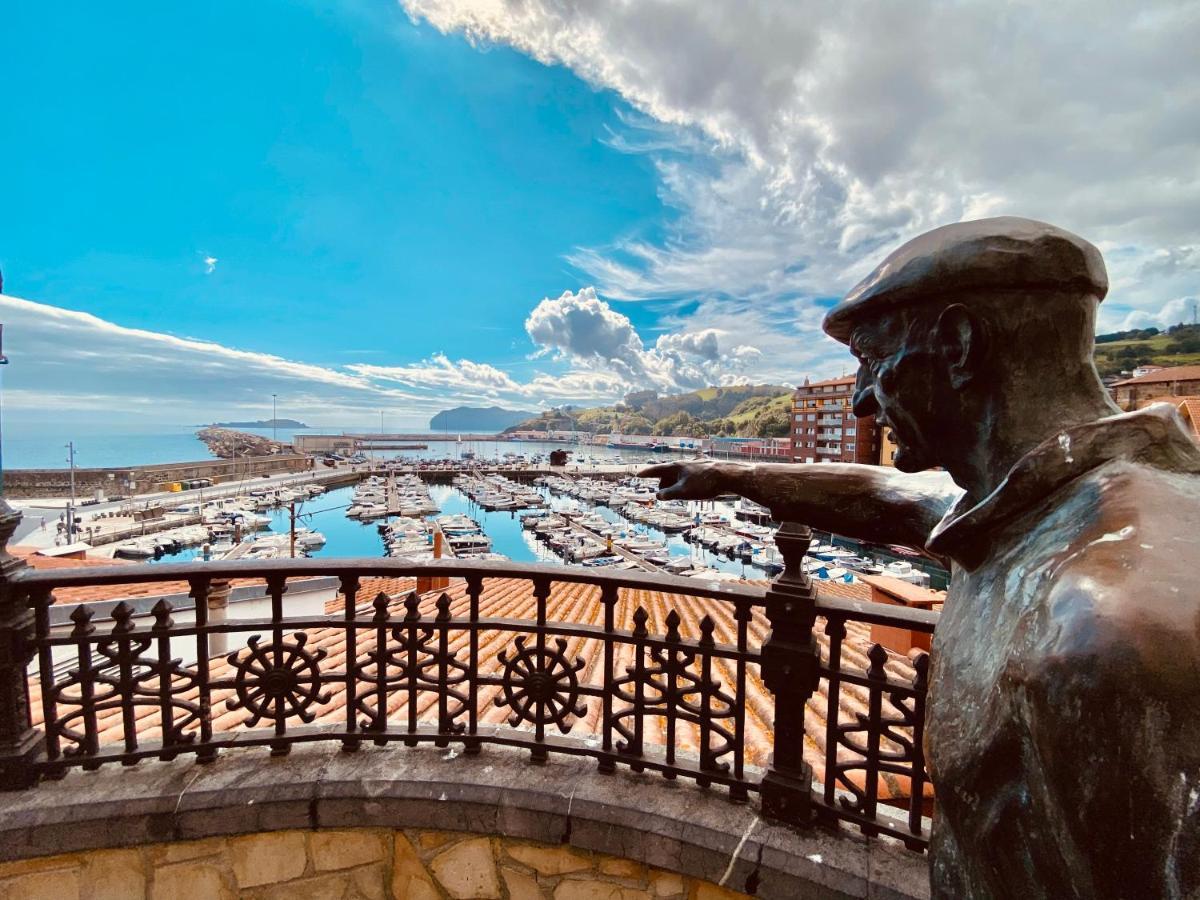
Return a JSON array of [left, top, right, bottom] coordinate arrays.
[[505, 385, 794, 438], [1093, 323, 1200, 376]]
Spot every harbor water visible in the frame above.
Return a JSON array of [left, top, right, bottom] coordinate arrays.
[[151, 481, 755, 577]]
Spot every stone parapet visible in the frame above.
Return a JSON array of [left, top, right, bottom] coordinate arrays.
[[0, 743, 928, 899]]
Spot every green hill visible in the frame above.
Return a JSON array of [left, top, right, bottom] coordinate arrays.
[[504, 385, 794, 438], [1093, 323, 1200, 377]]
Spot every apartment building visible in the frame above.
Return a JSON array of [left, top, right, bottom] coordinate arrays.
[[790, 375, 880, 464]]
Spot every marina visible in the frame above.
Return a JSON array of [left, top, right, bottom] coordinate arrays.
[[13, 437, 946, 587], [64, 457, 945, 588]]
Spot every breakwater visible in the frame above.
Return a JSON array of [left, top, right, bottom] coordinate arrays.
[[5, 455, 312, 499]]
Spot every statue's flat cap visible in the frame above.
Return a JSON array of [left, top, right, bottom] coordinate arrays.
[[823, 216, 1108, 342]]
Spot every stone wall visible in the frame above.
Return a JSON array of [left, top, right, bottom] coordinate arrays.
[[0, 828, 750, 900], [5, 455, 311, 498]]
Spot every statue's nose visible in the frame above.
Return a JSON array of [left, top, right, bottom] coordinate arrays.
[[852, 368, 878, 418]]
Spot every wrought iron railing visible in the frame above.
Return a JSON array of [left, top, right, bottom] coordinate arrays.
[[0, 506, 937, 851]]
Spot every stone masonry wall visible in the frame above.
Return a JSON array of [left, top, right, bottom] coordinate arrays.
[[5, 455, 311, 499], [0, 827, 753, 900]]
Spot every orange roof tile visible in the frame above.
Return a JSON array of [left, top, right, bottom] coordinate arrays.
[[1176, 398, 1200, 442], [11, 546, 329, 606]]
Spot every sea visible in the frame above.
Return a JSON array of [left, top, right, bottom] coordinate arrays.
[[0, 425, 651, 471], [1, 424, 314, 470]]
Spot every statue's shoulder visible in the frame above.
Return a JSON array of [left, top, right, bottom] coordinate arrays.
[[1033, 458, 1200, 691]]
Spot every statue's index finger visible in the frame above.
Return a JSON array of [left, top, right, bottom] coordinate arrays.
[[638, 463, 677, 480]]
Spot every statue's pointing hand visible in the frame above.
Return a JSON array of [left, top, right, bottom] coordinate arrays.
[[639, 461, 725, 501]]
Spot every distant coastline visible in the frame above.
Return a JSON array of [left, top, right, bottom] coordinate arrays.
[[208, 418, 309, 429]]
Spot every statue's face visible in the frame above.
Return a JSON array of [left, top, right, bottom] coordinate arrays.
[[849, 315, 944, 472]]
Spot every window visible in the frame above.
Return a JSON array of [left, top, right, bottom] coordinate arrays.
[[846, 427, 856, 436], [846, 443, 856, 451]]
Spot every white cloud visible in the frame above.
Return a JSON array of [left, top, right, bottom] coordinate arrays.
[[203, 255, 218, 275], [523, 287, 761, 392], [351, 353, 526, 396], [0, 292, 437, 427], [402, 0, 1200, 363], [1, 290, 755, 428]]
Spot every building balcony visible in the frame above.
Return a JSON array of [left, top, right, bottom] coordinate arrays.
[[0, 514, 935, 899], [816, 446, 843, 455]]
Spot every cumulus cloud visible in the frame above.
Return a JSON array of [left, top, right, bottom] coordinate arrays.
[[403, 0, 1200, 359], [524, 287, 761, 392], [655, 329, 720, 362], [526, 288, 644, 368]]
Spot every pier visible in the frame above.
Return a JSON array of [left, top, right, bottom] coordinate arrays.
[[562, 514, 657, 572]]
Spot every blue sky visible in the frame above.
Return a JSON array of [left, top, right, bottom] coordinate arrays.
[[2, 1, 662, 364], [1, 1, 1197, 429]]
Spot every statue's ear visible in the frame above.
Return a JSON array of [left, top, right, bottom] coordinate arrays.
[[934, 304, 984, 389]]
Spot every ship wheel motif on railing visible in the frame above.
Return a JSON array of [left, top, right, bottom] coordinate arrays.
[[226, 632, 331, 727], [495, 635, 587, 733]]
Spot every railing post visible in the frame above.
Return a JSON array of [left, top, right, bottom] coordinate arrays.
[[0, 499, 42, 789], [760, 521, 819, 825], [207, 579, 232, 658]]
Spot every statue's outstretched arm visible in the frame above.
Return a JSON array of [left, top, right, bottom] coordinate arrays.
[[640, 460, 962, 552]]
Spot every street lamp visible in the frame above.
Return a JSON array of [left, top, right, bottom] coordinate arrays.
[[65, 441, 77, 543]]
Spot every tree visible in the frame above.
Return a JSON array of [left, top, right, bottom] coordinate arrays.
[[622, 415, 654, 435], [653, 411, 697, 435], [750, 409, 791, 438]]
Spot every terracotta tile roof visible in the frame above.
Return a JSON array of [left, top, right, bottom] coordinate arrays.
[[796, 375, 857, 391], [1112, 364, 1200, 387], [1176, 397, 1200, 442], [30, 575, 929, 804], [11, 546, 320, 606]]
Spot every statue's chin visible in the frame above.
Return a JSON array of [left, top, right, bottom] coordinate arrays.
[[892, 445, 934, 474]]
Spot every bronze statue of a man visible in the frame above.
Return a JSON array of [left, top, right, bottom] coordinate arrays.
[[644, 217, 1200, 898]]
